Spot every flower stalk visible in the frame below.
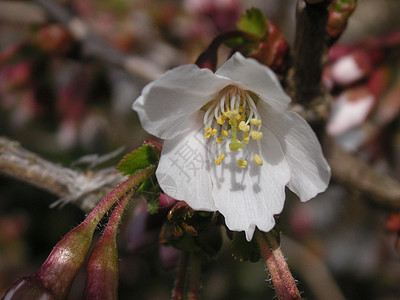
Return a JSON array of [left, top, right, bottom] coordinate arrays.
[[256, 230, 302, 300], [172, 251, 190, 300], [188, 255, 202, 300]]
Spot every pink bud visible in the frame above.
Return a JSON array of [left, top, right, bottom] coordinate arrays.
[[3, 168, 155, 299], [83, 192, 132, 300]]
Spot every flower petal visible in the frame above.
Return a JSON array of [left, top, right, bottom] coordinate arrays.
[[133, 64, 230, 139], [210, 129, 290, 241], [259, 103, 331, 201], [215, 52, 291, 112], [156, 111, 217, 210]]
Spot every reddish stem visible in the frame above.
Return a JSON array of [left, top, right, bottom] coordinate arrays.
[[188, 255, 202, 300], [172, 252, 190, 300], [256, 230, 302, 299]]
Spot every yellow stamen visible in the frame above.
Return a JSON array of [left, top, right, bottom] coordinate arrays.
[[211, 129, 218, 136], [238, 121, 249, 132], [216, 138, 224, 143], [221, 130, 229, 137], [205, 127, 212, 133], [239, 106, 245, 113], [237, 159, 248, 169], [254, 154, 263, 166], [238, 121, 246, 131], [204, 133, 211, 139], [250, 119, 262, 126], [243, 132, 249, 144], [217, 117, 225, 125], [251, 131, 263, 140], [215, 154, 225, 165]]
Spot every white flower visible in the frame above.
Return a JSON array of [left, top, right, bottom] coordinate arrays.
[[132, 52, 331, 241]]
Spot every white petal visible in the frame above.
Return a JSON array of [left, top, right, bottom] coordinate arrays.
[[210, 129, 290, 241], [259, 103, 331, 201], [156, 111, 217, 211], [215, 52, 290, 112], [132, 64, 230, 139]]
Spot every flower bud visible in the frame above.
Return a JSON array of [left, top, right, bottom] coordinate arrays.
[[3, 167, 156, 299], [3, 221, 96, 300], [83, 192, 132, 300], [249, 21, 290, 74], [2, 277, 54, 300]]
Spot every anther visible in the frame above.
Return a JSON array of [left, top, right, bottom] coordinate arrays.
[[215, 154, 226, 165], [211, 129, 218, 136], [204, 133, 211, 139], [216, 138, 224, 143], [254, 154, 263, 166], [221, 130, 229, 137], [205, 127, 212, 133], [243, 132, 249, 144], [217, 117, 225, 125], [250, 119, 262, 126], [251, 131, 263, 140], [238, 121, 249, 132], [237, 159, 248, 169]]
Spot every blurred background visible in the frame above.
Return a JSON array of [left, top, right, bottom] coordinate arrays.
[[1, 0, 400, 299]]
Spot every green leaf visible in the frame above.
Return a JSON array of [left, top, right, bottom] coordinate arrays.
[[237, 8, 268, 38], [116, 144, 159, 177], [231, 232, 260, 262]]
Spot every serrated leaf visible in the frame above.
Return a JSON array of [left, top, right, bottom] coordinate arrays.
[[116, 144, 159, 177], [231, 232, 260, 262], [237, 8, 268, 38]]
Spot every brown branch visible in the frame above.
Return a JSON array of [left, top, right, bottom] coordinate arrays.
[[292, 0, 332, 105], [33, 0, 166, 82], [0, 136, 126, 212], [325, 137, 400, 209]]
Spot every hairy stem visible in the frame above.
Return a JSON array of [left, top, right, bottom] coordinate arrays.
[[256, 230, 302, 299]]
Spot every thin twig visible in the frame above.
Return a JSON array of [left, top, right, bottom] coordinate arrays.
[[33, 0, 165, 81], [325, 137, 400, 209], [0, 136, 126, 212]]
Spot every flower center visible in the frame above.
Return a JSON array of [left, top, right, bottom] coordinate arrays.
[[203, 86, 263, 168]]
